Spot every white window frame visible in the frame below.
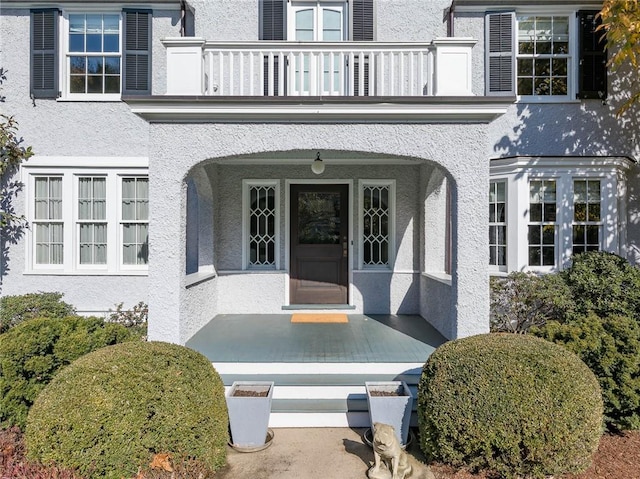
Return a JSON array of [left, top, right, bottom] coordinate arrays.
[[571, 178, 603, 256], [515, 12, 574, 101], [358, 179, 396, 270], [489, 180, 507, 272], [75, 175, 109, 270], [24, 163, 148, 275], [527, 178, 558, 269], [242, 179, 281, 270], [33, 176, 65, 269], [119, 176, 149, 270], [60, 9, 123, 101]]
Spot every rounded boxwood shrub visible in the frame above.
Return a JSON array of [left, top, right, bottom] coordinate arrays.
[[0, 316, 133, 428], [418, 333, 603, 479], [25, 341, 229, 479], [534, 313, 640, 431]]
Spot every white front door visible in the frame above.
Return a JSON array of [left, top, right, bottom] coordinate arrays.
[[288, 1, 347, 95]]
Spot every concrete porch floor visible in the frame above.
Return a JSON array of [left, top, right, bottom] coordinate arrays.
[[186, 314, 447, 363]]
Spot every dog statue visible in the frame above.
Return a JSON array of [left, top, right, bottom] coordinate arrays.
[[368, 422, 412, 479], [367, 422, 435, 479]]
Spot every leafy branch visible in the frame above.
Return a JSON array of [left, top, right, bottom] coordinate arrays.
[[1, 68, 33, 228]]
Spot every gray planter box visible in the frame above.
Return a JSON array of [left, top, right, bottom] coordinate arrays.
[[226, 381, 274, 448], [365, 381, 413, 447]]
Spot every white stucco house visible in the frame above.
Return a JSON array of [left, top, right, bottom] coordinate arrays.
[[1, 0, 638, 426]]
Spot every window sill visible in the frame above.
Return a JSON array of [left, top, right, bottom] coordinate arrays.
[[421, 271, 452, 286], [218, 269, 286, 275], [24, 270, 148, 276], [57, 94, 122, 102], [185, 270, 217, 288], [515, 97, 582, 105]]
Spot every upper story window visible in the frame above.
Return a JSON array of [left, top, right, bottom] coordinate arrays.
[[30, 9, 152, 100], [517, 16, 569, 96], [67, 14, 121, 96], [486, 10, 606, 101]]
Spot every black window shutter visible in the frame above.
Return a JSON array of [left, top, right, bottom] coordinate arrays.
[[485, 12, 516, 96], [123, 10, 152, 95], [260, 0, 285, 95], [351, 0, 374, 41], [352, 0, 374, 96], [31, 9, 59, 99], [577, 10, 607, 99], [260, 0, 285, 41]]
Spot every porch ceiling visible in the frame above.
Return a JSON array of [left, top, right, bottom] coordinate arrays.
[[185, 314, 447, 363]]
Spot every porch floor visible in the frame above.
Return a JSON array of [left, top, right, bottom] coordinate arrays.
[[186, 314, 447, 363]]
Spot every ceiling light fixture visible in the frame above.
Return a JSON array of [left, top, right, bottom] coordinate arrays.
[[311, 151, 325, 175]]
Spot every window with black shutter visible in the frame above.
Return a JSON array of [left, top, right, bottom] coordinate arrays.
[[123, 10, 152, 95], [31, 9, 59, 99], [577, 10, 607, 99]]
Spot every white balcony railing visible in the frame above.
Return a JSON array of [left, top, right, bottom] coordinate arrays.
[[163, 38, 477, 98]]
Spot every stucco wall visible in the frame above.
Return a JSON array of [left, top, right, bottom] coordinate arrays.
[[0, 8, 180, 156]]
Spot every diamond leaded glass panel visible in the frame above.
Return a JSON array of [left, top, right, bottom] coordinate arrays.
[[362, 185, 389, 266]]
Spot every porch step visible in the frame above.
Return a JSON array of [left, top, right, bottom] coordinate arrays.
[[215, 362, 423, 427]]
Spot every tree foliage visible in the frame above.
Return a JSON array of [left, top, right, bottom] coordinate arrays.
[[599, 0, 640, 114], [1, 68, 33, 229]]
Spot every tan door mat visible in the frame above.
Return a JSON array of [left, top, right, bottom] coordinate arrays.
[[291, 313, 349, 323]]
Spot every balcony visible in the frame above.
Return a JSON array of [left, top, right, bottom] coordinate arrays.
[[126, 37, 514, 122], [163, 38, 477, 97]]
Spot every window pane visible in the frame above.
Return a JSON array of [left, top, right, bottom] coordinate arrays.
[[528, 225, 541, 244], [573, 225, 585, 243], [542, 246, 555, 265], [586, 225, 599, 244], [574, 203, 587, 221], [86, 34, 102, 52], [87, 75, 103, 93], [588, 203, 601, 221], [529, 246, 541, 266], [86, 14, 102, 33], [104, 34, 119, 53], [542, 225, 554, 244], [70, 76, 86, 93], [530, 203, 542, 222], [69, 34, 85, 52]]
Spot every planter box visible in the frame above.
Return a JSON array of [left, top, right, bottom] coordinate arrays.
[[226, 381, 274, 448], [365, 381, 413, 447]]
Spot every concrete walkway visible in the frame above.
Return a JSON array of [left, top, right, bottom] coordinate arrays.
[[217, 427, 427, 479]]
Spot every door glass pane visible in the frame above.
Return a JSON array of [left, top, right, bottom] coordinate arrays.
[[298, 192, 341, 244], [295, 9, 314, 41], [323, 9, 342, 41]]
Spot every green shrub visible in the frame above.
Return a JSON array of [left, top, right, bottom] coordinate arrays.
[[25, 341, 229, 479], [533, 313, 640, 431], [564, 251, 640, 320], [490, 272, 574, 333], [0, 316, 133, 429], [418, 334, 603, 479], [0, 292, 75, 333]]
